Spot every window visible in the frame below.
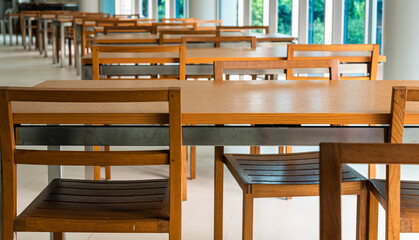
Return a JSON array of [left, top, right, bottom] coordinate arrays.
[[344, 0, 365, 44], [115, 0, 133, 15], [376, 0, 383, 52], [176, 0, 184, 18], [158, 0, 165, 21], [308, 0, 324, 44], [251, 0, 264, 26], [140, 0, 149, 18], [277, 0, 292, 35]]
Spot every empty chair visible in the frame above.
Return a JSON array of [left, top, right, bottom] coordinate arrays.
[[320, 86, 419, 240], [211, 59, 370, 240], [91, 45, 186, 80], [287, 44, 380, 80], [159, 29, 216, 45], [0, 87, 183, 240]]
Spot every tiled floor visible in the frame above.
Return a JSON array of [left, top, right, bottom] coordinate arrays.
[[1, 37, 419, 240]]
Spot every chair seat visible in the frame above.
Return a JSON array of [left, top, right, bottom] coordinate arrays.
[[224, 152, 366, 197], [370, 179, 419, 232], [14, 178, 170, 233]]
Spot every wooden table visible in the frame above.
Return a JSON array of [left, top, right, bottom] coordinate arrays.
[[80, 47, 387, 79], [10, 79, 419, 240]]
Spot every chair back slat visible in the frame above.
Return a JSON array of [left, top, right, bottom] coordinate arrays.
[[181, 36, 256, 49], [213, 59, 340, 81], [287, 44, 380, 80], [91, 45, 186, 80], [159, 30, 217, 45]]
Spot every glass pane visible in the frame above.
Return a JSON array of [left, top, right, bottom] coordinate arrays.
[[308, 0, 325, 44], [176, 0, 184, 18], [376, 0, 383, 53], [344, 0, 365, 44], [277, 0, 292, 35], [158, 0, 165, 21], [141, 0, 149, 18], [251, 0, 263, 26]]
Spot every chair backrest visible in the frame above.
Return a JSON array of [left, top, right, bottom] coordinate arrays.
[[153, 22, 197, 32], [319, 86, 419, 240], [213, 59, 340, 81], [161, 18, 197, 23], [287, 44, 380, 80], [104, 25, 157, 35], [159, 30, 217, 45], [0, 87, 182, 236], [181, 36, 257, 49], [216, 25, 269, 36], [195, 20, 223, 29], [95, 19, 138, 27], [91, 45, 186, 80]]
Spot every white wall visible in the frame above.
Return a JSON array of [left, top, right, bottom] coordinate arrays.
[[189, 0, 216, 20], [383, 0, 419, 80], [79, 0, 100, 12]]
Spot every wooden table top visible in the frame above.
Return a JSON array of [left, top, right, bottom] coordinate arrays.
[[95, 32, 297, 44], [11, 80, 419, 125], [81, 47, 289, 64]]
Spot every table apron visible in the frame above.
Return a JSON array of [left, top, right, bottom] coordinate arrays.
[[15, 125, 416, 146]]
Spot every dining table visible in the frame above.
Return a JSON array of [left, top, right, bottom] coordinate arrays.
[[7, 79, 419, 240]]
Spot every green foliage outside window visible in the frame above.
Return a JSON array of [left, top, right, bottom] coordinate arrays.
[[251, 0, 263, 32], [277, 0, 292, 35], [176, 0, 184, 18], [142, 0, 148, 18], [344, 0, 365, 44], [309, 0, 324, 44], [158, 0, 165, 21]]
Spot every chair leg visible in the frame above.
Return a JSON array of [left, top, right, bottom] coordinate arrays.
[[243, 191, 254, 240], [190, 146, 196, 179], [53, 232, 65, 240], [182, 146, 187, 201], [357, 187, 368, 240], [368, 192, 379, 240], [250, 146, 260, 154], [286, 146, 293, 153], [68, 39, 72, 66], [214, 146, 224, 240]]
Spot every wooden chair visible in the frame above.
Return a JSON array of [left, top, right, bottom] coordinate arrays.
[[320, 86, 419, 240], [287, 44, 380, 80], [103, 25, 157, 35], [213, 60, 368, 240], [159, 29, 216, 45], [20, 11, 41, 49], [91, 45, 186, 80], [0, 87, 183, 240]]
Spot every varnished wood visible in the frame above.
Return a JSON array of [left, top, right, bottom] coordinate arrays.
[[0, 87, 183, 239], [214, 145, 224, 240], [159, 30, 216, 45], [181, 36, 257, 49], [103, 26, 157, 35], [287, 44, 381, 80], [21, 80, 419, 125], [319, 86, 419, 240], [213, 59, 340, 81], [91, 45, 186, 80]]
